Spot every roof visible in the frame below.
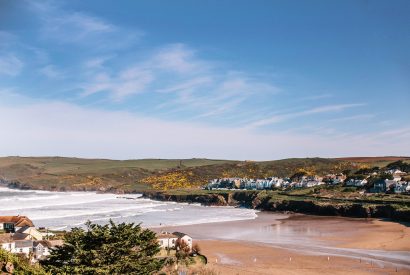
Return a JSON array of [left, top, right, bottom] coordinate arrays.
[[12, 232, 29, 240], [14, 240, 33, 248], [33, 240, 51, 248], [0, 234, 14, 244], [172, 232, 190, 238], [0, 216, 34, 227], [16, 226, 39, 234], [157, 233, 178, 239]]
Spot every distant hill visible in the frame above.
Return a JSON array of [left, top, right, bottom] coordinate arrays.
[[336, 156, 410, 163], [0, 156, 408, 192]]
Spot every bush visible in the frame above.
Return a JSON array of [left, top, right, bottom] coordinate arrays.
[[0, 249, 46, 275]]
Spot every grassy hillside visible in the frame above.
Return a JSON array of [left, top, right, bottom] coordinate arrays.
[[0, 156, 408, 192]]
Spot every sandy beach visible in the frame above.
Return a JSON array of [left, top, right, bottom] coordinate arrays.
[[157, 212, 410, 274], [196, 240, 408, 275]]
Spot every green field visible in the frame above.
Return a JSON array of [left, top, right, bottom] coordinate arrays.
[[0, 156, 409, 193]]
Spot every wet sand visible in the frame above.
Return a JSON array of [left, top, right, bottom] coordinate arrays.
[[156, 212, 410, 274], [197, 240, 408, 275]]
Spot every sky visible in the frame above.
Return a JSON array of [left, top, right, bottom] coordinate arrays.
[[0, 0, 409, 160]]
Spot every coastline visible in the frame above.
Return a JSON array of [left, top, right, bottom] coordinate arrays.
[[2, 184, 410, 273], [3, 180, 410, 223], [142, 189, 410, 222]]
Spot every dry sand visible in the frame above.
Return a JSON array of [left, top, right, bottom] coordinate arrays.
[[157, 212, 410, 274]]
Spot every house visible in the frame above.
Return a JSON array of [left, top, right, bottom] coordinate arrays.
[[13, 226, 43, 241], [394, 182, 408, 194], [172, 232, 193, 251], [392, 173, 403, 182], [13, 240, 33, 257], [385, 180, 397, 190], [306, 180, 323, 187], [387, 169, 402, 175], [33, 240, 51, 260], [0, 234, 15, 252], [157, 232, 178, 249], [345, 179, 367, 187], [372, 181, 386, 193], [0, 216, 34, 233]]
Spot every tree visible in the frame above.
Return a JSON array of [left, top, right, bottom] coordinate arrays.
[[342, 169, 351, 176], [290, 171, 306, 182], [40, 221, 164, 275], [192, 243, 201, 255], [175, 239, 191, 265], [386, 160, 410, 172]]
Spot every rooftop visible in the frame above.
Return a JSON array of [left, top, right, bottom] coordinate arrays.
[[0, 216, 34, 227]]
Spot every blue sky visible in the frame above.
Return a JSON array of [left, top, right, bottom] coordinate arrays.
[[0, 0, 409, 159]]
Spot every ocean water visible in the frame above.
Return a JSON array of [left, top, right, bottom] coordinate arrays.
[[0, 186, 257, 230]]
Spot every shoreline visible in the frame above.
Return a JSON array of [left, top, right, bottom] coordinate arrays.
[[154, 211, 410, 270], [3, 182, 410, 225]]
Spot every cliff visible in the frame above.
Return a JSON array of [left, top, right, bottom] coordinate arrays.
[[142, 190, 410, 222]]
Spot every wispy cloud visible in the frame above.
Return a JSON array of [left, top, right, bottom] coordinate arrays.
[[39, 64, 63, 79], [82, 68, 154, 101], [1, 98, 408, 159], [0, 54, 24, 76], [151, 44, 207, 74], [84, 56, 114, 69], [250, 103, 365, 127], [80, 43, 280, 122], [301, 93, 333, 100], [27, 0, 142, 48], [328, 114, 374, 122], [43, 12, 115, 42]]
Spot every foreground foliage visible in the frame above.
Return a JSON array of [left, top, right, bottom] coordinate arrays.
[[0, 249, 46, 275], [40, 221, 164, 275]]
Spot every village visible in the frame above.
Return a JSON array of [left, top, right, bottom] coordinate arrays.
[[0, 216, 195, 264], [205, 167, 410, 194]]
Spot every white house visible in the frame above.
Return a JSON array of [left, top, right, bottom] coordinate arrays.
[[394, 182, 408, 194], [0, 234, 15, 252], [345, 179, 367, 187], [13, 240, 33, 257], [33, 241, 51, 260], [157, 232, 178, 249], [393, 173, 403, 182]]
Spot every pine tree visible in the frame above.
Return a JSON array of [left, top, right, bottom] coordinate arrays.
[[41, 220, 164, 274]]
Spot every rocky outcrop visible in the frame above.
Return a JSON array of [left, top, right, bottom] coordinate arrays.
[[142, 191, 229, 206], [142, 191, 410, 222]]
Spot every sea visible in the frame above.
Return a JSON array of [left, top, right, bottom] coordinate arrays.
[[0, 186, 257, 230]]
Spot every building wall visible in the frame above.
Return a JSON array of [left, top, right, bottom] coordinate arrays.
[[13, 246, 31, 256], [158, 237, 177, 249], [1, 242, 15, 252]]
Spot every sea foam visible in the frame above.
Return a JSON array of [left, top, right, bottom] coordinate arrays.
[[0, 186, 257, 230]]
